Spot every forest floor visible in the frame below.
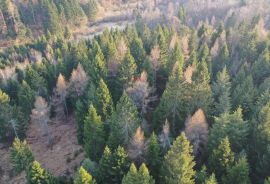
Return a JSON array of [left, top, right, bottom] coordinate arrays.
[[0, 116, 84, 184]]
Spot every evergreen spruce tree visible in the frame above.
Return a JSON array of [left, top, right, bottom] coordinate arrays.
[[118, 49, 137, 88], [84, 104, 105, 161], [122, 163, 154, 184], [209, 137, 235, 180], [98, 146, 113, 184], [138, 163, 155, 184], [122, 163, 139, 184], [192, 60, 213, 115], [108, 92, 140, 148], [208, 107, 249, 153], [25, 66, 48, 97], [224, 157, 251, 184], [232, 74, 256, 118], [74, 167, 96, 184], [75, 100, 87, 144], [17, 80, 36, 115], [161, 133, 196, 184], [254, 102, 270, 180], [212, 67, 231, 116], [98, 146, 130, 184], [95, 78, 114, 120], [27, 161, 50, 184], [213, 43, 229, 75], [145, 132, 162, 180], [195, 166, 208, 184], [83, 0, 98, 21], [10, 138, 34, 173], [90, 41, 107, 82], [130, 37, 147, 72]]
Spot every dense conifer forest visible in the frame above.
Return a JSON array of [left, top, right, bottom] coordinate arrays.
[[1, 0, 270, 184]]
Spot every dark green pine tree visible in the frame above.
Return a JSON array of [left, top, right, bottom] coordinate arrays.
[[192, 60, 213, 115], [122, 163, 139, 184], [40, 0, 62, 34], [195, 166, 207, 184], [254, 102, 270, 181], [17, 80, 36, 115], [212, 66, 232, 116], [223, 156, 251, 184], [25, 66, 48, 97], [98, 146, 113, 184], [84, 104, 105, 161], [98, 146, 130, 184], [145, 132, 162, 180], [169, 44, 184, 74], [83, 0, 98, 21], [118, 49, 138, 88], [130, 37, 147, 72], [208, 107, 249, 153], [27, 161, 50, 184], [251, 48, 270, 84], [157, 27, 169, 72], [213, 43, 229, 75], [95, 78, 114, 121], [209, 137, 235, 180], [232, 70, 256, 118], [90, 41, 107, 82], [108, 92, 140, 148], [161, 132, 196, 184], [75, 100, 87, 144], [188, 50, 198, 66], [122, 163, 154, 184], [153, 60, 189, 135], [199, 43, 210, 62], [74, 167, 96, 184]]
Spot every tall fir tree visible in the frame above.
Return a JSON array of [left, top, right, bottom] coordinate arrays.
[[108, 92, 140, 148], [212, 66, 232, 116], [95, 78, 114, 121], [208, 107, 249, 153], [10, 138, 34, 173], [224, 156, 251, 184], [98, 146, 130, 184], [161, 132, 196, 184], [130, 37, 147, 72], [84, 104, 105, 161], [118, 49, 138, 89], [145, 132, 162, 180], [17, 80, 36, 115], [122, 163, 154, 184], [208, 137, 235, 180]]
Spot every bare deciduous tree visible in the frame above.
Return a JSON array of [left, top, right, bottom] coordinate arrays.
[[69, 63, 89, 97], [31, 96, 52, 146], [127, 71, 156, 116], [52, 74, 68, 119], [185, 108, 208, 158], [128, 127, 146, 165]]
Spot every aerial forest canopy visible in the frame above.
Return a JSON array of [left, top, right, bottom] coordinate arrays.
[[0, 0, 270, 184]]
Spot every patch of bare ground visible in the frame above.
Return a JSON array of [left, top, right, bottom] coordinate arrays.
[[0, 115, 84, 184], [26, 115, 84, 177]]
